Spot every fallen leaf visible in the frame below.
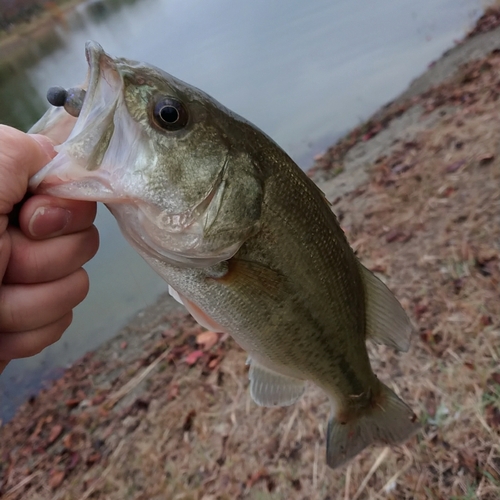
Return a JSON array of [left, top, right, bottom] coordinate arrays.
[[207, 356, 221, 370], [385, 229, 412, 243], [183, 410, 196, 432], [86, 452, 101, 466], [485, 404, 500, 428], [30, 417, 45, 439], [185, 350, 204, 366], [369, 263, 387, 273], [246, 468, 269, 488], [91, 394, 107, 406], [445, 160, 465, 173], [392, 163, 413, 174], [481, 315, 493, 326], [48, 424, 63, 445], [49, 470, 65, 489], [196, 331, 219, 351], [62, 432, 81, 450], [425, 391, 437, 418], [65, 398, 82, 409], [66, 452, 80, 471], [458, 450, 477, 473], [385, 229, 402, 243], [168, 345, 189, 361], [132, 398, 150, 411], [478, 153, 495, 165], [168, 383, 179, 400]]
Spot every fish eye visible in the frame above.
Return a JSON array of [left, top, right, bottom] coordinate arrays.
[[153, 97, 188, 131]]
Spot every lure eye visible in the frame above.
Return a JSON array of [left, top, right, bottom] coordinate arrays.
[[153, 98, 188, 131]]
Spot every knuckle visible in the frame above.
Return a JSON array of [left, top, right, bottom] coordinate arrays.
[[0, 290, 20, 333]]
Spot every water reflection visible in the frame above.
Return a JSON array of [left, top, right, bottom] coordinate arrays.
[[0, 71, 45, 130], [86, 0, 142, 23], [0, 0, 483, 421]]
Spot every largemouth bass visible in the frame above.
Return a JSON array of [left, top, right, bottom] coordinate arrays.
[[29, 41, 420, 468]]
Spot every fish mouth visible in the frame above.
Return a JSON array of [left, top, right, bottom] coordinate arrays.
[[28, 42, 236, 266], [29, 41, 124, 200]]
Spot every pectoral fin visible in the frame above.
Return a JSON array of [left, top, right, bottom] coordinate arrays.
[[248, 359, 305, 407], [215, 258, 284, 297], [360, 264, 413, 352], [168, 285, 183, 305]]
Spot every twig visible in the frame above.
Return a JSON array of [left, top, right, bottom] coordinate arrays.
[[106, 348, 171, 409], [80, 439, 126, 500], [475, 409, 493, 435], [277, 406, 298, 456], [352, 447, 390, 500], [344, 464, 352, 500], [312, 441, 320, 490], [477, 445, 497, 497], [378, 446, 414, 495], [4, 471, 42, 497]]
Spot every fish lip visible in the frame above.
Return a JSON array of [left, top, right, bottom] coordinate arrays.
[[81, 40, 103, 117], [81, 40, 113, 120], [29, 41, 123, 192]]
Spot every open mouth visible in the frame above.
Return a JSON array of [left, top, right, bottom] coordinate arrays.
[[28, 41, 124, 200]]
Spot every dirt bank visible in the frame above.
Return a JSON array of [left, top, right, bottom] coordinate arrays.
[[1, 12, 500, 500]]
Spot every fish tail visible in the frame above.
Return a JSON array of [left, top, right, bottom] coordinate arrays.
[[326, 383, 420, 469]]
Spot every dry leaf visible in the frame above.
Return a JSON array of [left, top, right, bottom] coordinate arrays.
[[67, 452, 80, 471], [185, 350, 204, 366], [86, 452, 101, 466], [246, 468, 269, 488], [48, 424, 63, 445], [196, 331, 219, 350], [65, 398, 82, 409], [182, 410, 196, 432], [208, 357, 221, 370], [478, 153, 495, 165], [168, 383, 179, 400], [369, 263, 387, 273], [445, 160, 465, 173], [49, 470, 65, 489]]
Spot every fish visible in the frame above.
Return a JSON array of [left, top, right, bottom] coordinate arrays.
[[29, 41, 420, 469]]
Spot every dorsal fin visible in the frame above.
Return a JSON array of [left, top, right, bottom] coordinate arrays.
[[360, 264, 413, 352]]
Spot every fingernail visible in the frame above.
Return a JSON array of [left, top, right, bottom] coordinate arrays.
[[30, 134, 57, 159], [28, 206, 71, 237]]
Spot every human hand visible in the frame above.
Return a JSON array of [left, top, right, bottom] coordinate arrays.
[[0, 125, 99, 374]]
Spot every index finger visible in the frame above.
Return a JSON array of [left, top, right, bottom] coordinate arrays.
[[0, 125, 56, 215]]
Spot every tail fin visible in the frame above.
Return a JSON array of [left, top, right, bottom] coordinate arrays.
[[326, 383, 420, 469]]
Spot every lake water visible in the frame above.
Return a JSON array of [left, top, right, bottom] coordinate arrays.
[[0, 0, 483, 421]]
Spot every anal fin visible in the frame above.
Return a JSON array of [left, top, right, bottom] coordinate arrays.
[[360, 264, 413, 352], [248, 359, 305, 407]]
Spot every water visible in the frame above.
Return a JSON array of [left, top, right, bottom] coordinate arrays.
[[0, 0, 483, 421]]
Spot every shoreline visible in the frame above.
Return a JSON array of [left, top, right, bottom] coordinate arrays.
[[0, 0, 85, 64], [1, 8, 500, 500]]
